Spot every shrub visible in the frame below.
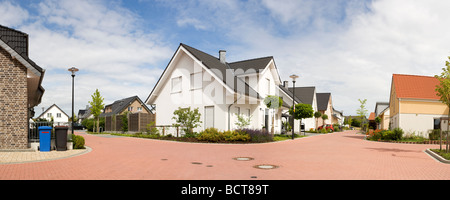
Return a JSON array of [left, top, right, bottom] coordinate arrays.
[[238, 128, 273, 143], [392, 128, 404, 140], [429, 129, 441, 140], [224, 130, 251, 142], [72, 135, 85, 149], [197, 128, 223, 142], [367, 128, 404, 141]]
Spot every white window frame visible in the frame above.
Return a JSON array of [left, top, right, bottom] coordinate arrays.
[[190, 72, 202, 90], [171, 76, 182, 93]]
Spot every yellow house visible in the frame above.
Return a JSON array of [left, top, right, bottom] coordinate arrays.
[[389, 74, 449, 137]]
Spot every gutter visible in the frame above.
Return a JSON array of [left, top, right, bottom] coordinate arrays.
[[228, 93, 243, 131]]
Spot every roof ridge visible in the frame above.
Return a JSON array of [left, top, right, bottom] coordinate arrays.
[[393, 74, 435, 78], [228, 56, 273, 64]]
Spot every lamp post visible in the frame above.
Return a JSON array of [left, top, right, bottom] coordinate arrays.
[[289, 74, 299, 140], [68, 67, 79, 136]]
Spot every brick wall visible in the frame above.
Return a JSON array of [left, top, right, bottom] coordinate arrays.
[[0, 47, 29, 149]]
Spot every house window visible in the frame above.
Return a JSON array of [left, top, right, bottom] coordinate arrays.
[[171, 76, 182, 93], [57, 113, 61, 118], [190, 72, 202, 90], [266, 78, 270, 95], [137, 107, 142, 111], [128, 107, 133, 111], [47, 113, 52, 118], [434, 118, 441, 130], [205, 106, 214, 128]]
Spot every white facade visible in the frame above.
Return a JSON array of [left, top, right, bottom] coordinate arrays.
[[38, 104, 69, 124], [146, 44, 294, 134], [392, 113, 447, 138]]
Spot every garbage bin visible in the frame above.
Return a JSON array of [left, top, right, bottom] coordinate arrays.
[[55, 126, 69, 151], [38, 126, 52, 152]]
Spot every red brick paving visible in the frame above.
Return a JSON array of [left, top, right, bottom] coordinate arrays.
[[0, 130, 449, 180]]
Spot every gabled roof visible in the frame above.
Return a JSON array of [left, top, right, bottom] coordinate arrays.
[[278, 85, 303, 108], [288, 86, 316, 105], [316, 93, 331, 111], [0, 25, 44, 75], [368, 112, 376, 121], [37, 104, 69, 119], [392, 74, 440, 100], [180, 43, 262, 100], [229, 56, 273, 75], [101, 96, 152, 117]]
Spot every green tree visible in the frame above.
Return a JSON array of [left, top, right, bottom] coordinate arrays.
[[435, 58, 450, 152], [121, 111, 128, 133], [356, 99, 368, 132], [88, 89, 105, 133], [172, 107, 202, 134], [289, 103, 314, 135], [264, 95, 283, 134], [375, 116, 381, 130], [235, 114, 251, 129], [321, 114, 328, 126], [314, 111, 322, 130]]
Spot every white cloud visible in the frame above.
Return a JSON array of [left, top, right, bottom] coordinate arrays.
[[161, 0, 450, 116], [0, 1, 29, 26], [2, 0, 173, 116]]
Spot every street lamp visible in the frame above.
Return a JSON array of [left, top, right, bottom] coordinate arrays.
[[289, 74, 299, 140], [68, 67, 79, 136]]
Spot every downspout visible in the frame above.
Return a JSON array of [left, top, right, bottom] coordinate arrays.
[[228, 93, 243, 131]]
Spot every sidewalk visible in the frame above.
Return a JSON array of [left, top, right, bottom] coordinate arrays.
[[0, 147, 90, 164]]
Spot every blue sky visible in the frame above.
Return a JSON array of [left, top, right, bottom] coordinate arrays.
[[1, 0, 450, 117]]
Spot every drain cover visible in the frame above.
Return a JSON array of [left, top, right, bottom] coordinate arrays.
[[233, 157, 254, 161], [191, 162, 202, 165], [254, 164, 279, 170]]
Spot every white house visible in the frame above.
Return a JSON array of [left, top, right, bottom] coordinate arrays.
[[37, 104, 69, 125], [145, 43, 304, 134]]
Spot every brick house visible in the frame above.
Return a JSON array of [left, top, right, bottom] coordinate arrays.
[[0, 25, 45, 149]]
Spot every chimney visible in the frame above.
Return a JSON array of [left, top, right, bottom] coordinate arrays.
[[283, 81, 288, 88], [219, 50, 226, 64]]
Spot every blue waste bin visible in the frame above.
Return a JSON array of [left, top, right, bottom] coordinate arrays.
[[39, 126, 52, 152]]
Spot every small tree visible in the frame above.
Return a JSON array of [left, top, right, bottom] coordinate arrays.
[[435, 57, 450, 152], [356, 99, 368, 132], [235, 114, 252, 129], [89, 89, 105, 133], [322, 114, 328, 126], [264, 95, 283, 134], [289, 103, 314, 135], [375, 116, 381, 130], [121, 111, 128, 133], [172, 107, 202, 134], [314, 111, 322, 130]]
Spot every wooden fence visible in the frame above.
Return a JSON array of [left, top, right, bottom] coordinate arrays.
[[104, 113, 155, 133]]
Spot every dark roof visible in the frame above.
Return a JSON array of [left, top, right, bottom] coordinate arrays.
[[316, 93, 331, 111], [180, 43, 262, 99], [288, 87, 316, 105], [278, 85, 303, 108], [100, 96, 152, 117], [228, 56, 273, 75], [37, 104, 69, 119], [0, 25, 43, 73]]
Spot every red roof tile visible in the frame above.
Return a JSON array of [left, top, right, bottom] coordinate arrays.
[[392, 74, 440, 100], [368, 112, 375, 121]]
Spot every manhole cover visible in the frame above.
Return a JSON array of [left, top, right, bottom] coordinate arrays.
[[233, 157, 254, 161], [254, 164, 279, 170]]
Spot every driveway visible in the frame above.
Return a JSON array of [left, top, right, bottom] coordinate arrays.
[[0, 130, 449, 180]]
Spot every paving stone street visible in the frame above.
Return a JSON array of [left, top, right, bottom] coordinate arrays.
[[0, 130, 449, 180]]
